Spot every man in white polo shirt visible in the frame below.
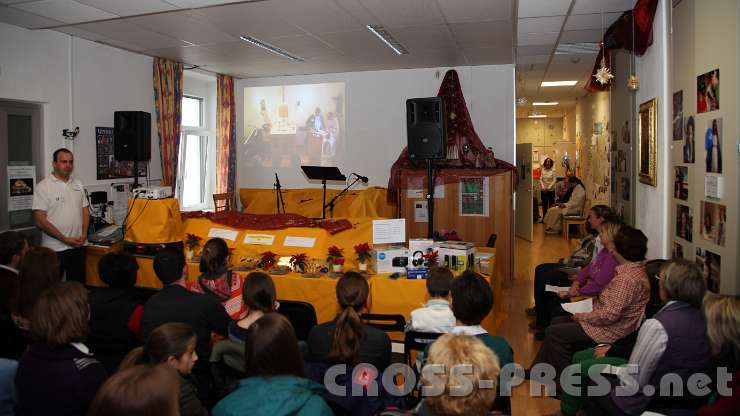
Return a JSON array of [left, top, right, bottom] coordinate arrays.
[[32, 148, 89, 283]]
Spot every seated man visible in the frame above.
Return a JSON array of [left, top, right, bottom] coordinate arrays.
[[407, 267, 455, 333], [87, 251, 143, 373], [141, 248, 231, 399]]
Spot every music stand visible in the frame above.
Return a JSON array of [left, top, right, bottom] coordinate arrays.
[[300, 166, 346, 219]]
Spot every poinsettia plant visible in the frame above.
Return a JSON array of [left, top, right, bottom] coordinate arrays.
[[354, 242, 372, 264], [259, 251, 278, 270], [423, 250, 439, 267], [290, 253, 308, 272], [184, 233, 202, 250], [326, 245, 345, 265]]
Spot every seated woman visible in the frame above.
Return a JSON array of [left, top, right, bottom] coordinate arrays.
[[228, 271, 277, 345], [88, 364, 180, 416], [534, 222, 621, 334], [417, 334, 500, 416], [9, 247, 61, 331], [307, 272, 391, 372], [543, 176, 586, 234], [213, 313, 332, 416], [530, 226, 650, 381], [527, 205, 619, 319], [698, 294, 740, 416], [119, 322, 207, 416], [565, 259, 708, 415], [189, 238, 244, 319], [15, 282, 108, 416], [87, 251, 143, 373]]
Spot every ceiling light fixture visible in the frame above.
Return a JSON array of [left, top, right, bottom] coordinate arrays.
[[517, 97, 529, 106], [533, 102, 559, 106], [541, 80, 578, 87], [366, 25, 409, 55], [528, 114, 547, 118], [239, 35, 304, 62]]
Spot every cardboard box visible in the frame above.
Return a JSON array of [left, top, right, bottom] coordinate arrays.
[[438, 241, 475, 276], [374, 246, 409, 274], [408, 238, 436, 267], [406, 268, 429, 280]]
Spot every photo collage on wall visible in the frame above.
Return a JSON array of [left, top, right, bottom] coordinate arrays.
[[675, 204, 693, 242], [671, 241, 683, 259], [696, 248, 721, 293], [673, 166, 688, 201]]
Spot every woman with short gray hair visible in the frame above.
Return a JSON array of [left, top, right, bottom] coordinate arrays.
[[587, 259, 711, 415]]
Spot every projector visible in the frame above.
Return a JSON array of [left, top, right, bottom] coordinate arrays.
[[133, 186, 172, 200]]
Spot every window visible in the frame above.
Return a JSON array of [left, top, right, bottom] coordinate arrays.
[[177, 94, 214, 211]]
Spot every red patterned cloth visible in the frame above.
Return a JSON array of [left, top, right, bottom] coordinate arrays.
[[388, 69, 516, 203], [181, 211, 353, 235]]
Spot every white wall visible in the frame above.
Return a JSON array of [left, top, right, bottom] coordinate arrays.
[[634, 0, 671, 259], [0, 22, 160, 197], [236, 65, 516, 189]]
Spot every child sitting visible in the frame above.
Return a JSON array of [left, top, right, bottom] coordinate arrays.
[[189, 238, 244, 319], [407, 267, 455, 333]]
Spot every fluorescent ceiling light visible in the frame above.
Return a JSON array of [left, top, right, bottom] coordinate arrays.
[[541, 80, 578, 87], [528, 114, 547, 118], [533, 102, 558, 106], [367, 25, 409, 55], [556, 42, 600, 54], [239, 35, 304, 62]]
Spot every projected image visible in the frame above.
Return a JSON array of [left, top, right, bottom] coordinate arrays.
[[244, 82, 345, 168]]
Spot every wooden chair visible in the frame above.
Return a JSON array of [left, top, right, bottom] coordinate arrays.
[[212, 192, 233, 212], [563, 198, 591, 240]]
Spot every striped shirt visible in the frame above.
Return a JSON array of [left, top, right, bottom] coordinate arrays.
[[573, 261, 649, 344]]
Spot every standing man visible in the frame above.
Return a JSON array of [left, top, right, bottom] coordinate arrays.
[[32, 148, 89, 283]]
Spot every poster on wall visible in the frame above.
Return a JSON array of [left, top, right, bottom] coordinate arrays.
[[671, 242, 683, 259], [672, 90, 683, 141], [696, 247, 721, 293], [459, 176, 489, 217], [704, 118, 722, 173], [676, 204, 693, 242], [683, 116, 695, 163], [700, 201, 726, 246], [620, 178, 630, 201], [96, 127, 147, 180], [8, 166, 35, 211], [673, 166, 688, 200], [696, 68, 719, 113]]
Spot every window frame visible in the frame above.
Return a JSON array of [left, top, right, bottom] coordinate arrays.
[[177, 94, 214, 211]]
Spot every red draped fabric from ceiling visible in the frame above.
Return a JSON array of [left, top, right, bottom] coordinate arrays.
[[387, 69, 515, 202], [586, 0, 659, 92]]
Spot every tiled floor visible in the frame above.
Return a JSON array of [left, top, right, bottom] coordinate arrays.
[[497, 223, 579, 415]]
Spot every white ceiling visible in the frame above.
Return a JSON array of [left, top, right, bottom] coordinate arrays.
[[515, 0, 635, 118], [0, 0, 516, 78], [0, 0, 635, 113]]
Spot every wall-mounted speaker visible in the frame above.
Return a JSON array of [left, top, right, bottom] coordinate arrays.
[[114, 111, 151, 161], [406, 97, 446, 160]]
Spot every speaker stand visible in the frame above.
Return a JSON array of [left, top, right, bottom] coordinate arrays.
[[132, 159, 140, 189], [426, 158, 434, 239]]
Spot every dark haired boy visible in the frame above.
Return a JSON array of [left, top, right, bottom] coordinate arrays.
[[407, 267, 455, 333]]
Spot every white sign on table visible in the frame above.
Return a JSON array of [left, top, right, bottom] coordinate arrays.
[[283, 236, 316, 248], [244, 234, 276, 245], [372, 218, 406, 245], [208, 228, 239, 241]]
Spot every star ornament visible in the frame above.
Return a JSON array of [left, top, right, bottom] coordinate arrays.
[[593, 57, 614, 85]]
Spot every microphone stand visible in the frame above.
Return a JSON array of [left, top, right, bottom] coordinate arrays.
[[274, 173, 286, 214], [324, 174, 362, 218]]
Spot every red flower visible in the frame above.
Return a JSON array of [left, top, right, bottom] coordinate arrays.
[[354, 242, 372, 263]]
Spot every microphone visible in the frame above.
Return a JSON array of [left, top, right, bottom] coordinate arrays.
[[353, 173, 369, 183]]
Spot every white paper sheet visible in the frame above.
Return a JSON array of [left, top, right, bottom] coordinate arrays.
[[283, 236, 316, 248], [561, 298, 593, 314], [414, 200, 428, 223], [208, 228, 238, 241], [372, 218, 406, 245], [244, 234, 276, 245], [545, 285, 571, 293]]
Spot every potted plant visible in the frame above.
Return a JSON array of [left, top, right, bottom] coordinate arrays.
[[326, 245, 345, 273], [184, 233, 202, 261], [290, 253, 308, 273], [354, 242, 372, 271], [259, 251, 278, 271]]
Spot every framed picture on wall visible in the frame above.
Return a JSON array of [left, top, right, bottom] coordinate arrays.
[[638, 98, 657, 186]]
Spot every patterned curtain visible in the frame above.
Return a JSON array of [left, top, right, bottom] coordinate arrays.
[[216, 74, 237, 194], [153, 58, 183, 190]]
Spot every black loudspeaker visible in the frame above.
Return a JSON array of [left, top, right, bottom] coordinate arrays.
[[406, 97, 446, 160], [114, 111, 151, 161]]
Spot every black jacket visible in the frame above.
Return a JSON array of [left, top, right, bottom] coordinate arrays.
[[87, 287, 141, 373]]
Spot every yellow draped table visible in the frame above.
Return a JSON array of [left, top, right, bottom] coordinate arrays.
[[240, 187, 397, 218]]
